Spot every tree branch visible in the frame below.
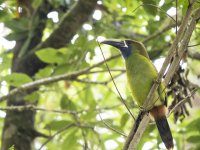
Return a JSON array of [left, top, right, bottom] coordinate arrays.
[[39, 123, 75, 150], [0, 104, 122, 115], [123, 2, 199, 149], [98, 113, 127, 137], [0, 54, 120, 102], [143, 17, 181, 43], [39, 123, 94, 150], [88, 68, 125, 74]]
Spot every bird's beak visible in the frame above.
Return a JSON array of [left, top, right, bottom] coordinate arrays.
[[101, 40, 126, 49]]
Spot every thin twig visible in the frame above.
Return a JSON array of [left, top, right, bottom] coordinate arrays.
[[98, 113, 127, 137], [168, 89, 197, 116], [188, 43, 200, 47], [75, 79, 108, 85], [88, 69, 125, 74], [39, 123, 75, 150], [0, 105, 77, 115], [132, 4, 176, 23], [39, 123, 94, 150], [143, 19, 181, 43], [97, 42, 135, 120], [0, 104, 122, 115]]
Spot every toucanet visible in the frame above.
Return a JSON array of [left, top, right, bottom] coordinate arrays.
[[101, 39, 174, 150]]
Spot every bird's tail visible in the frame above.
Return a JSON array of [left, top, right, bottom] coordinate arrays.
[[149, 105, 174, 150], [155, 116, 174, 150]]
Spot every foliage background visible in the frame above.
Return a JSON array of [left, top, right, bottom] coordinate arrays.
[[0, 0, 200, 150]]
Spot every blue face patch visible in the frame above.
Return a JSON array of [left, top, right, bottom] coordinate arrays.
[[119, 44, 132, 59]]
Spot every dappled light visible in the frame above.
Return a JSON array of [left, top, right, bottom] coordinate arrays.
[[0, 0, 200, 150]]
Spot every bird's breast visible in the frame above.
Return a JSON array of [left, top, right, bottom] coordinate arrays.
[[125, 53, 160, 109]]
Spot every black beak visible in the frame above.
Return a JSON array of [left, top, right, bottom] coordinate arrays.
[[101, 40, 126, 49]]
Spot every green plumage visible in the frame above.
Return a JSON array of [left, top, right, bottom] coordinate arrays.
[[125, 47, 165, 110], [101, 39, 166, 109], [101, 39, 174, 149]]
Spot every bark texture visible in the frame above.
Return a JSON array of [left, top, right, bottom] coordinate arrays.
[[1, 0, 97, 149]]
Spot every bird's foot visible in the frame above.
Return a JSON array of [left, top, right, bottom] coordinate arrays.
[[153, 79, 161, 84]]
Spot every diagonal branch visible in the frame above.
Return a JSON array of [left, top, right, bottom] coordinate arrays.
[[39, 123, 94, 150], [39, 123, 75, 150], [123, 1, 200, 150], [143, 17, 181, 43], [0, 54, 120, 102]]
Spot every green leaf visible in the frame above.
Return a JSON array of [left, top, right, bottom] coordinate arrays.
[[52, 64, 71, 75], [44, 120, 72, 130], [24, 92, 39, 102], [187, 135, 200, 143], [4, 18, 29, 32], [5, 31, 28, 41], [142, 0, 158, 16], [124, 0, 135, 12], [62, 128, 81, 149], [32, 0, 43, 9], [60, 95, 77, 111], [1, 73, 32, 87], [120, 113, 129, 127], [0, 8, 12, 22], [161, 1, 173, 12], [8, 145, 14, 150], [124, 0, 131, 7], [0, 53, 12, 72], [85, 86, 96, 108], [187, 118, 200, 132], [36, 48, 66, 64], [179, 0, 188, 16], [34, 66, 53, 79]]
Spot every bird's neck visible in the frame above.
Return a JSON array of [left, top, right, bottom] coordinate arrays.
[[120, 46, 132, 59], [125, 49, 143, 60], [134, 44, 149, 59]]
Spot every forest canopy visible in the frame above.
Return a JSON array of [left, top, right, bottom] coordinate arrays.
[[0, 0, 200, 150]]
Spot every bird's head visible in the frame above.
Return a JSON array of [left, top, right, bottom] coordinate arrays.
[[101, 39, 145, 59]]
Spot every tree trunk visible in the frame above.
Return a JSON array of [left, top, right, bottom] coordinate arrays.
[[1, 0, 96, 149]]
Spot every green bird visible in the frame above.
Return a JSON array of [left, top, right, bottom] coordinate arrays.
[[101, 39, 174, 150]]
